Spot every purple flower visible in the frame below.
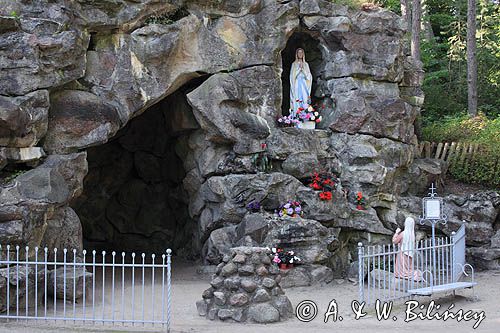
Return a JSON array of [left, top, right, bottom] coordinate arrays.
[[284, 203, 290, 209], [295, 206, 301, 213], [287, 208, 294, 215]]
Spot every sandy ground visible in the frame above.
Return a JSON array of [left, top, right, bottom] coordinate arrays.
[[0, 259, 499, 333]]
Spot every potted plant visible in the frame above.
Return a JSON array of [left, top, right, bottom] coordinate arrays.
[[296, 103, 322, 130], [271, 248, 301, 269], [308, 171, 338, 201], [246, 200, 261, 213], [277, 200, 303, 218], [277, 115, 300, 128], [356, 191, 366, 210]]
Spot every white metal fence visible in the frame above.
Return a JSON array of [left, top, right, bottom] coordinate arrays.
[[357, 225, 473, 304], [0, 245, 172, 331]]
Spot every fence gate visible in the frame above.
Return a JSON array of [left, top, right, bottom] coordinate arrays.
[[0, 245, 172, 332]]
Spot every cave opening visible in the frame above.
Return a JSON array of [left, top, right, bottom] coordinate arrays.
[[281, 30, 323, 116], [72, 76, 207, 258]]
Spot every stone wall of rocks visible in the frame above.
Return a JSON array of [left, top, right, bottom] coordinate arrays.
[[196, 247, 293, 323], [0, 0, 498, 288]]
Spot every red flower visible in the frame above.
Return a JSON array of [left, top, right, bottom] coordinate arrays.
[[319, 191, 332, 201], [311, 182, 321, 190], [323, 179, 333, 186], [261, 143, 267, 149], [315, 118, 321, 123]]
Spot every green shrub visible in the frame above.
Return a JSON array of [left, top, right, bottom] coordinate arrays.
[[422, 113, 500, 188]]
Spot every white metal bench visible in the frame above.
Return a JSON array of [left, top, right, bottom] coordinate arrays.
[[407, 263, 477, 299], [408, 281, 477, 296]]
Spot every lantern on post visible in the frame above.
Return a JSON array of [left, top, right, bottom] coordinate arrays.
[[419, 183, 447, 284]]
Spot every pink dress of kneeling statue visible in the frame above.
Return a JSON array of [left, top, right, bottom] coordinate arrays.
[[392, 217, 422, 281]]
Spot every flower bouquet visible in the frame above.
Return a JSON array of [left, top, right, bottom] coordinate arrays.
[[277, 200, 303, 218], [355, 192, 366, 210], [246, 200, 261, 213], [296, 101, 322, 129], [308, 171, 338, 201], [271, 247, 301, 269], [277, 115, 300, 128]]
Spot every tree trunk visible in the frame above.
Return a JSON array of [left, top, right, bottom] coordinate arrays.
[[400, 0, 411, 33], [411, 0, 422, 61], [467, 0, 478, 117], [421, 0, 435, 41]]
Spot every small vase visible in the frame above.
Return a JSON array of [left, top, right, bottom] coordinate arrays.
[[356, 204, 365, 210], [298, 121, 316, 130]]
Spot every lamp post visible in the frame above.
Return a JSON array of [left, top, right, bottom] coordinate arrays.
[[419, 183, 447, 284]]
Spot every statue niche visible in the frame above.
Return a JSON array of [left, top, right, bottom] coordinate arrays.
[[281, 31, 323, 118]]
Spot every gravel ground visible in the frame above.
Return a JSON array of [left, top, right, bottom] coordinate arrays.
[[0, 260, 499, 333]]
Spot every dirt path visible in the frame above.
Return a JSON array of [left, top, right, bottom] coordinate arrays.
[[0, 260, 499, 333]]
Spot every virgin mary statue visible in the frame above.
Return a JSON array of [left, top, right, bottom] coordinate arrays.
[[289, 48, 312, 118]]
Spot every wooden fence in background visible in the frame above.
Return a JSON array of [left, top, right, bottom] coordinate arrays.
[[417, 141, 481, 167]]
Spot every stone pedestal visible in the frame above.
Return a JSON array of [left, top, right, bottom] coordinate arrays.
[[196, 246, 293, 323]]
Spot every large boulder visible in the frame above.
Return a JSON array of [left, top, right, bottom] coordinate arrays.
[[0, 153, 88, 206], [0, 91, 50, 148], [0, 153, 87, 248], [322, 78, 417, 143], [41, 206, 83, 259], [263, 216, 339, 265], [187, 66, 280, 154], [0, 2, 88, 96], [43, 90, 121, 154], [0, 266, 45, 313]]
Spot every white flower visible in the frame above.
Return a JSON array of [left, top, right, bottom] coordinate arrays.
[[310, 116, 315, 121], [271, 247, 277, 253], [308, 105, 314, 111], [318, 116, 322, 122], [314, 112, 319, 116]]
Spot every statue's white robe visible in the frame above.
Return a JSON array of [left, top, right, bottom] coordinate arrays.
[[290, 61, 312, 118]]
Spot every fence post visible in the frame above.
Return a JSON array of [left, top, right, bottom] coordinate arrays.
[[358, 243, 364, 303], [166, 249, 172, 333], [451, 230, 456, 281]]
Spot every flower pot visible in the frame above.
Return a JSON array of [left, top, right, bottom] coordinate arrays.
[[279, 263, 288, 270], [356, 204, 365, 210], [298, 121, 316, 130], [287, 263, 294, 269]]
